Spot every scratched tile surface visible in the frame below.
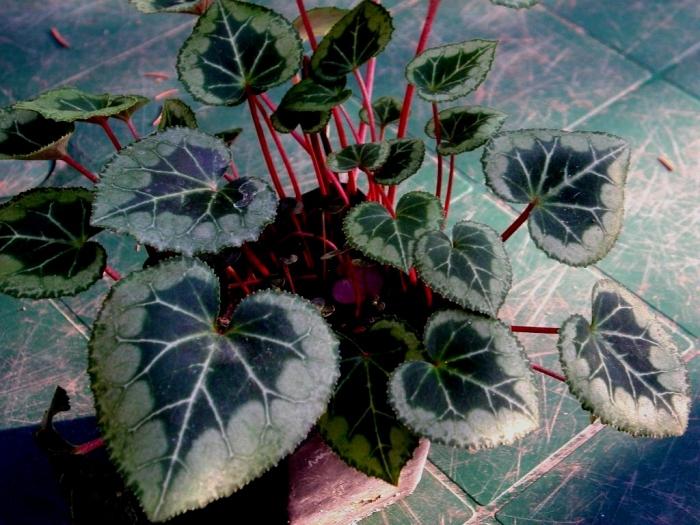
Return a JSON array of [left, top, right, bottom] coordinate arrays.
[[0, 0, 699, 524]]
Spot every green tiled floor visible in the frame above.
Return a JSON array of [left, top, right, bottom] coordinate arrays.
[[1, 0, 698, 524]]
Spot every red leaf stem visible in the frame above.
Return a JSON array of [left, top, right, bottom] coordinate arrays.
[[242, 244, 271, 277], [432, 102, 443, 199], [510, 325, 559, 334], [443, 154, 455, 219], [104, 265, 122, 281], [58, 154, 99, 183], [73, 438, 104, 455], [501, 200, 537, 242], [531, 364, 566, 383], [95, 117, 122, 151], [353, 68, 377, 143], [246, 93, 287, 199]]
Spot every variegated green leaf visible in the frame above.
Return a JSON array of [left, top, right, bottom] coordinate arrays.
[[130, 0, 212, 14], [425, 106, 506, 155], [15, 86, 148, 122], [282, 77, 352, 112], [310, 1, 394, 82], [415, 221, 511, 316], [177, 0, 302, 106], [270, 107, 330, 134], [359, 95, 402, 128], [0, 188, 105, 298], [90, 257, 339, 521], [389, 311, 539, 449], [373, 138, 425, 186], [482, 130, 630, 266], [292, 7, 349, 43], [326, 142, 389, 172], [91, 128, 277, 256], [319, 320, 420, 484], [490, 0, 539, 8], [0, 108, 73, 161], [406, 40, 497, 103], [558, 280, 690, 437], [343, 191, 443, 273], [158, 99, 198, 130]]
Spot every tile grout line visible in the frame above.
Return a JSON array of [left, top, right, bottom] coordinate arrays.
[[48, 299, 90, 341]]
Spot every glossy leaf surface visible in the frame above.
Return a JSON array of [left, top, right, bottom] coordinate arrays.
[[282, 78, 352, 112], [558, 280, 690, 437], [158, 99, 198, 130], [0, 188, 105, 298], [482, 130, 630, 266], [326, 142, 389, 172], [0, 108, 73, 161], [319, 320, 420, 484], [425, 106, 506, 155], [359, 96, 402, 128], [390, 311, 539, 449], [344, 191, 442, 273], [91, 128, 277, 255], [90, 257, 339, 521], [271, 107, 330, 134], [415, 221, 511, 316], [373, 138, 425, 186]]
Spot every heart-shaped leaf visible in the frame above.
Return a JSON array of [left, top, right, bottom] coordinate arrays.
[[292, 7, 349, 43], [158, 99, 198, 130], [130, 0, 212, 14], [558, 280, 690, 437], [415, 221, 511, 316], [326, 142, 390, 172], [310, 1, 394, 82], [177, 0, 302, 106], [89, 257, 339, 521], [373, 138, 425, 186], [0, 188, 105, 298], [482, 130, 630, 266], [491, 0, 539, 8], [389, 311, 539, 449], [281, 78, 352, 112], [271, 107, 330, 134], [15, 87, 148, 122], [406, 40, 497, 103], [425, 106, 507, 155], [0, 108, 74, 161], [319, 320, 420, 484], [343, 191, 443, 273], [359, 95, 402, 128], [91, 127, 277, 255]]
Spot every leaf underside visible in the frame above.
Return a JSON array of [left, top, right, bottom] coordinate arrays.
[[91, 127, 277, 255], [130, 0, 211, 14], [0, 108, 74, 161], [158, 99, 198, 130], [90, 257, 340, 521], [292, 7, 349, 43], [15, 86, 148, 122], [406, 40, 497, 102], [415, 220, 511, 316], [359, 95, 402, 128], [0, 188, 105, 298], [343, 191, 443, 273], [326, 142, 389, 172], [482, 130, 630, 266], [389, 311, 539, 449], [310, 0, 394, 82], [558, 280, 690, 437], [177, 0, 302, 106], [319, 320, 420, 484], [373, 138, 425, 186], [425, 106, 507, 155]]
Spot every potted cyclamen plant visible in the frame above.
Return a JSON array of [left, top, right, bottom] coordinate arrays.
[[0, 0, 691, 523]]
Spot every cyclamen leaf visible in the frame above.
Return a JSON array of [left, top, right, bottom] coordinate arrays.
[[177, 0, 302, 106], [343, 191, 443, 273], [310, 1, 394, 82], [292, 7, 349, 43], [91, 128, 277, 256], [390, 311, 539, 449], [130, 0, 212, 14], [558, 280, 690, 437], [406, 40, 497, 102], [0, 188, 105, 298], [491, 0, 539, 8], [482, 130, 630, 266], [281, 78, 352, 112], [415, 221, 511, 316], [359, 96, 402, 128], [90, 257, 340, 521], [15, 86, 148, 122], [158, 99, 198, 130], [215, 127, 242, 145], [326, 142, 389, 172], [319, 320, 420, 484], [271, 107, 330, 134], [425, 106, 507, 155], [0, 108, 73, 161], [373, 138, 425, 186]]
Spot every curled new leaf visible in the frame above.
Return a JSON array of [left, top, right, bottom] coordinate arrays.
[[389, 311, 539, 449], [558, 280, 690, 437], [90, 257, 340, 521], [0, 188, 106, 298], [177, 0, 302, 106], [482, 130, 630, 266], [0, 108, 73, 161], [91, 127, 277, 255], [425, 106, 507, 155]]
